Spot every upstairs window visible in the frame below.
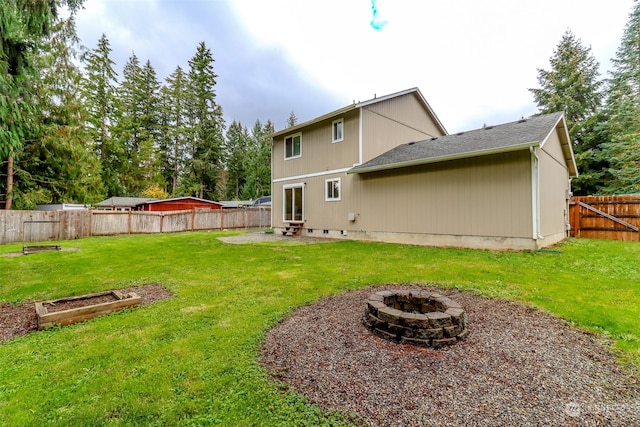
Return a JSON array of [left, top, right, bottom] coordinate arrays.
[[325, 178, 341, 201], [332, 119, 344, 143], [285, 133, 302, 159]]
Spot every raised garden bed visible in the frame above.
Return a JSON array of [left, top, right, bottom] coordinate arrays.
[[35, 290, 141, 330], [23, 245, 61, 255]]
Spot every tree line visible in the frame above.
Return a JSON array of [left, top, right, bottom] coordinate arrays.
[[1, 1, 280, 209], [3, 2, 640, 210], [530, 4, 640, 195]]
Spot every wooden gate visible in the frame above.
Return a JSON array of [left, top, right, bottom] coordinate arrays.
[[569, 195, 640, 241]]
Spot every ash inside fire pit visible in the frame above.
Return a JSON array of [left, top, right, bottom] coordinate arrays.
[[363, 290, 467, 348]]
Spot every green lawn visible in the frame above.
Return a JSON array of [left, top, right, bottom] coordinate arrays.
[[1, 232, 638, 426]]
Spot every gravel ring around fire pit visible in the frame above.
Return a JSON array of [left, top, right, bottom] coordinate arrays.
[[260, 285, 640, 427]]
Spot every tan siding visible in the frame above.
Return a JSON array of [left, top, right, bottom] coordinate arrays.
[[352, 151, 533, 238], [272, 110, 359, 180], [361, 93, 445, 162], [272, 182, 283, 226], [539, 130, 570, 238], [273, 174, 356, 231]]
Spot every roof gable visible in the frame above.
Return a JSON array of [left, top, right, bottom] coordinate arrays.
[[270, 88, 447, 138], [349, 112, 577, 176]]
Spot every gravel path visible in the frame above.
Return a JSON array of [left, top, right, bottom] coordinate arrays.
[[260, 285, 640, 427]]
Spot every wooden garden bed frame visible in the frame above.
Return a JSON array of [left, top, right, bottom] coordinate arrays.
[[35, 290, 141, 330]]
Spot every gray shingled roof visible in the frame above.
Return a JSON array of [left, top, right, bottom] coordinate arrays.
[[143, 196, 223, 206], [349, 112, 566, 174], [95, 197, 158, 207]]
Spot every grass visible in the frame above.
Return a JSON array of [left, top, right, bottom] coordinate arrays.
[[0, 232, 639, 426]]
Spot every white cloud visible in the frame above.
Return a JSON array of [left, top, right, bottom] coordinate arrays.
[[73, 0, 636, 132], [231, 0, 635, 131]]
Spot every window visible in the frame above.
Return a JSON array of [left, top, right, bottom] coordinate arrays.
[[285, 133, 302, 159], [332, 119, 344, 143], [325, 178, 341, 201]]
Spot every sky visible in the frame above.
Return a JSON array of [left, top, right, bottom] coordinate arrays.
[[72, 0, 636, 134]]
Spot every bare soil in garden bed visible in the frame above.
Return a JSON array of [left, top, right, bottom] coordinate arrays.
[[43, 293, 118, 313], [261, 285, 640, 427], [0, 284, 172, 342]]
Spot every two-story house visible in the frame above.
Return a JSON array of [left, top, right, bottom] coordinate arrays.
[[270, 88, 577, 250]]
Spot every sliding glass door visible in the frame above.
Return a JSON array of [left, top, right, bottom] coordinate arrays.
[[283, 184, 304, 222]]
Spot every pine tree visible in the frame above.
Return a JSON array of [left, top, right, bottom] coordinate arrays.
[[113, 54, 162, 195], [286, 110, 298, 128], [529, 30, 605, 195], [81, 34, 124, 196], [113, 53, 143, 194], [159, 66, 189, 195], [0, 0, 84, 209], [601, 2, 640, 194], [242, 119, 273, 200], [180, 42, 225, 200], [224, 120, 250, 199], [138, 60, 163, 191], [13, 17, 104, 208]]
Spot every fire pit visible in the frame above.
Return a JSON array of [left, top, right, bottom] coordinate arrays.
[[363, 290, 468, 348]]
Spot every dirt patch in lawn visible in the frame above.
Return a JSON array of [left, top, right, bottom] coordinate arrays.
[[218, 231, 335, 245], [0, 283, 172, 342], [261, 285, 640, 427]]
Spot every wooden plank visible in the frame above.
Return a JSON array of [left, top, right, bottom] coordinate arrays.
[[578, 201, 639, 232], [46, 289, 118, 303], [36, 292, 141, 330], [38, 297, 140, 323]]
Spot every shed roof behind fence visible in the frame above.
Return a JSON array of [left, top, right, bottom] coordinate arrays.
[[95, 197, 158, 208]]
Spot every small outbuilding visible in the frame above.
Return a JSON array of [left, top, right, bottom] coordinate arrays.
[[95, 197, 158, 211], [136, 197, 224, 212]]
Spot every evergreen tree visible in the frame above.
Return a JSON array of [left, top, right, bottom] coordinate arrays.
[[113, 54, 162, 195], [286, 110, 298, 128], [224, 120, 250, 199], [13, 17, 104, 208], [601, 2, 640, 194], [529, 30, 605, 195], [180, 42, 225, 200], [241, 119, 273, 199], [1, 0, 83, 208], [113, 53, 143, 194], [81, 34, 124, 196], [159, 66, 189, 195], [138, 60, 163, 191]]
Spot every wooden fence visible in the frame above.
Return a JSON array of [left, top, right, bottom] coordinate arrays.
[[0, 207, 271, 245], [569, 195, 640, 241]]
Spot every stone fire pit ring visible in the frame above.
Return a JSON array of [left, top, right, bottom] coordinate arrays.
[[363, 290, 468, 348]]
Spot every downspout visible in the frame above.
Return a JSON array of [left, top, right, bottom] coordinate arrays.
[[358, 107, 363, 165], [270, 137, 275, 229], [566, 177, 573, 237], [530, 146, 543, 245]]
